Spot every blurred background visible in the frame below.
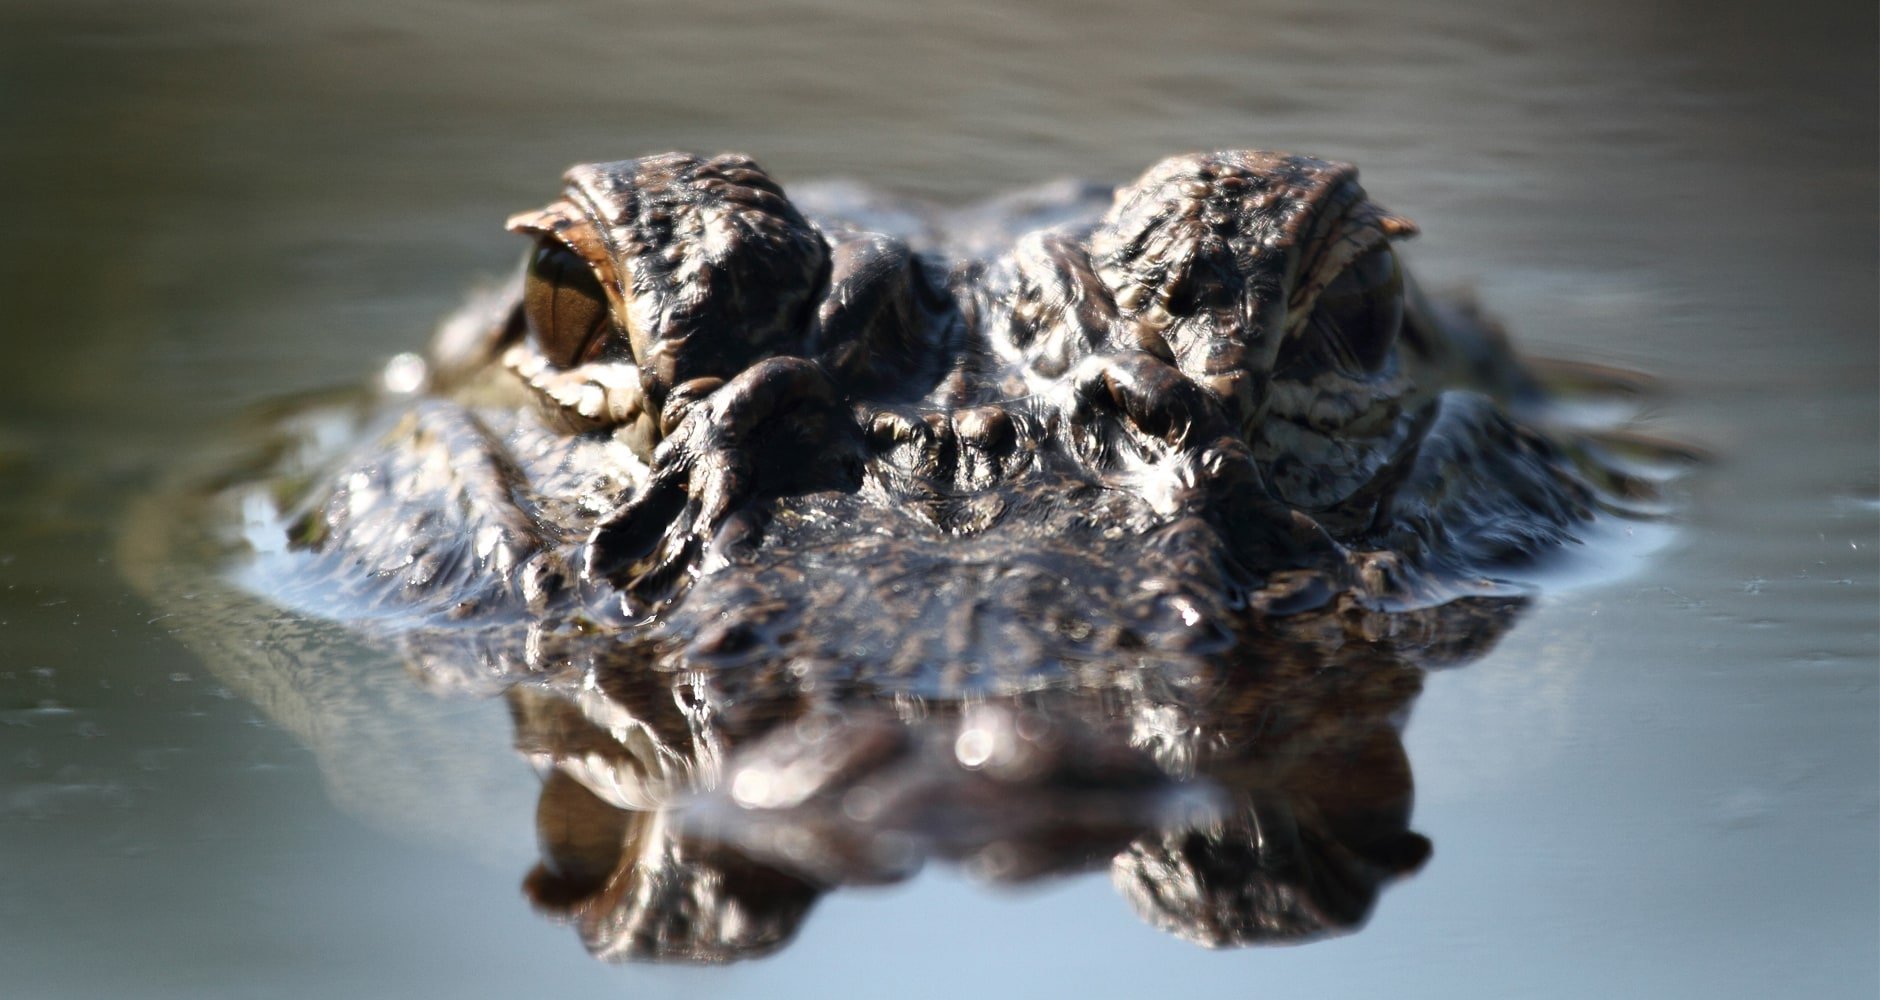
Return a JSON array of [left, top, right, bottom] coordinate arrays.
[[1, 1, 1874, 997]]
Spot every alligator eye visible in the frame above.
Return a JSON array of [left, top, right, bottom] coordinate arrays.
[[523, 240, 612, 368], [1310, 245, 1403, 375]]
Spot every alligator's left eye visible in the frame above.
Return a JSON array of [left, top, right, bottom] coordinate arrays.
[[1309, 245, 1403, 375], [523, 240, 612, 368]]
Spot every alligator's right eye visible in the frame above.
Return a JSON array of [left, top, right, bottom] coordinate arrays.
[[523, 240, 611, 368]]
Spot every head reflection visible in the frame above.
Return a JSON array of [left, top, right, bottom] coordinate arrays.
[[495, 599, 1514, 963]]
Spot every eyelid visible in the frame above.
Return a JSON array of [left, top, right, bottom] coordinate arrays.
[[506, 199, 627, 335], [1284, 204, 1416, 338]]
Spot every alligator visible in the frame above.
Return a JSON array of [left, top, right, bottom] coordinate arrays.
[[272, 150, 1643, 661], [128, 150, 1686, 962]]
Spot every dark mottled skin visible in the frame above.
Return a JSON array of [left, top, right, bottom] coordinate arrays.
[[146, 150, 1683, 963]]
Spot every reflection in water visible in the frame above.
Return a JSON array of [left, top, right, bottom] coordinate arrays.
[[483, 598, 1514, 963]]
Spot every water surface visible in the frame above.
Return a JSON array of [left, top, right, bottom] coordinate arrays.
[[1, 1, 1874, 997]]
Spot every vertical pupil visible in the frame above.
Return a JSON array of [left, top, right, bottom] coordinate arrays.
[[523, 241, 610, 368]]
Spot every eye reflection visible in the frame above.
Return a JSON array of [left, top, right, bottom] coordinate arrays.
[[523, 240, 613, 368]]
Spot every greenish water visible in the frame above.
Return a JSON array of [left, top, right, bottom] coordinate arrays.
[[1, 1, 1874, 997]]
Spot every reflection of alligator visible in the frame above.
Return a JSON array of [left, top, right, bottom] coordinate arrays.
[[509, 601, 1487, 962], [126, 150, 1689, 963]]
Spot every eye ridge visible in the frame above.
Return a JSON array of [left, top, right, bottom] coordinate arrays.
[[1309, 245, 1404, 376], [523, 240, 614, 368]]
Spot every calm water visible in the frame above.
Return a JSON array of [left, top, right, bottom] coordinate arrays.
[[2, 1, 1875, 997]]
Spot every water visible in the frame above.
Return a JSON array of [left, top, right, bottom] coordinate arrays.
[[1, 1, 1874, 996]]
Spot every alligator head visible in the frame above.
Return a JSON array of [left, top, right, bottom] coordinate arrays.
[[281, 149, 1641, 686]]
